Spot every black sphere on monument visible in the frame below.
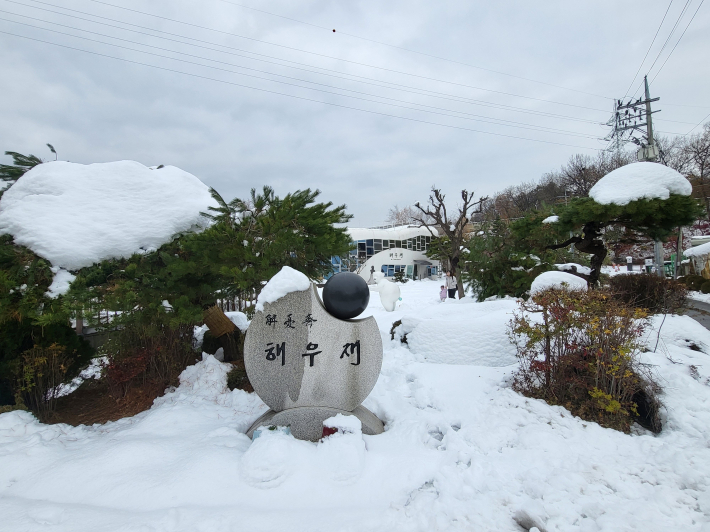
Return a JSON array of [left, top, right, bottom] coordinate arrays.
[[322, 272, 370, 320]]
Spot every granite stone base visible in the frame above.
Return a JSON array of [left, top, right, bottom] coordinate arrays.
[[246, 405, 384, 442]]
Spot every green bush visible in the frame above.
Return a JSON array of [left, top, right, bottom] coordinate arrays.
[[685, 275, 705, 291], [393, 270, 408, 283], [226, 365, 250, 391], [1, 235, 93, 409], [608, 273, 687, 314], [509, 288, 662, 433], [701, 281, 710, 294]]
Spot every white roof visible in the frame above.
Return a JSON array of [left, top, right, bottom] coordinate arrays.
[[685, 241, 710, 258], [346, 226, 435, 241], [589, 162, 692, 206]]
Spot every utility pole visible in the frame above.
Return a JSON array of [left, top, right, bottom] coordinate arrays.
[[606, 75, 665, 276], [640, 76, 663, 277]]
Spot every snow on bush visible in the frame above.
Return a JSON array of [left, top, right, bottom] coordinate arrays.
[[530, 271, 587, 294], [255, 266, 310, 311], [556, 263, 591, 275], [542, 215, 559, 223], [589, 161, 692, 206], [0, 161, 216, 270], [45, 267, 76, 298]]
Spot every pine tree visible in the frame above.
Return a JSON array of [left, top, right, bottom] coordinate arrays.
[[514, 194, 704, 287], [0, 151, 44, 184]]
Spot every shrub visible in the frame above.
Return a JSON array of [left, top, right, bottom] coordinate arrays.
[[509, 288, 662, 433], [15, 344, 70, 420], [701, 281, 710, 294], [685, 275, 705, 291], [226, 365, 250, 391], [393, 270, 408, 283], [99, 319, 198, 398], [1, 235, 94, 408], [608, 273, 687, 314]]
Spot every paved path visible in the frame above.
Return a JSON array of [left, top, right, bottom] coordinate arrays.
[[684, 299, 710, 330]]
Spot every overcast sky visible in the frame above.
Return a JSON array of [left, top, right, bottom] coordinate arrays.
[[1, 0, 708, 226]]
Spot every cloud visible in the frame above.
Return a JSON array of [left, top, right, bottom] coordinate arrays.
[[0, 0, 708, 226]]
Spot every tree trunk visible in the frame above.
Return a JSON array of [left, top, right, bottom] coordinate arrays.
[[547, 222, 607, 288], [450, 256, 465, 299]]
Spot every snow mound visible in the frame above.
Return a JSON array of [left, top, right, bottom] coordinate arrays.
[[530, 271, 587, 294], [225, 311, 250, 332], [402, 301, 519, 366], [323, 413, 362, 434], [589, 162, 692, 206], [255, 266, 310, 311], [0, 161, 216, 270]]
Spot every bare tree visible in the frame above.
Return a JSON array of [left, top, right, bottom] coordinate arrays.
[[386, 204, 418, 226], [553, 152, 632, 198], [413, 188, 487, 298], [683, 124, 710, 214]]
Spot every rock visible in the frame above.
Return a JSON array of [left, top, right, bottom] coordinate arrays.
[[243, 284, 383, 412]]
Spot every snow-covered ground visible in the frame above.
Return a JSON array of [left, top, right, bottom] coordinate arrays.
[[2, 280, 710, 531], [688, 290, 710, 305]]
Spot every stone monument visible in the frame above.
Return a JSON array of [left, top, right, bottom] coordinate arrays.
[[244, 267, 385, 441]]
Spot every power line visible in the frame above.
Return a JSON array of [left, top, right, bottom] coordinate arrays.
[[664, 102, 710, 109], [0, 29, 601, 150], [0, 16, 602, 139], [11, 0, 611, 115], [684, 111, 710, 135], [1, 1, 612, 123], [650, 0, 705, 83], [211, 0, 613, 100], [622, 0, 673, 98], [655, 117, 702, 125], [645, 0, 692, 75]]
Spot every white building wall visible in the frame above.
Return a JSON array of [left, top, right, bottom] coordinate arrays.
[[356, 248, 439, 281]]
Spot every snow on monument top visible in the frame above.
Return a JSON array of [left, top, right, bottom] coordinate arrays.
[[589, 162, 692, 206], [530, 271, 587, 295], [255, 266, 311, 312], [0, 161, 217, 270]]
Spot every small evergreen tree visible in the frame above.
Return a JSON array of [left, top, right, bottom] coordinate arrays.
[[462, 219, 550, 300], [514, 190, 704, 288], [0, 235, 92, 408], [0, 150, 45, 184], [67, 186, 352, 388]]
